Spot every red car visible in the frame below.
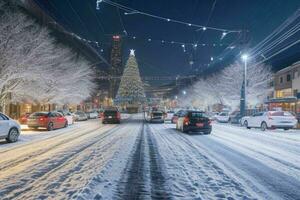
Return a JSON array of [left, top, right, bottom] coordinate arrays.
[[18, 113, 31, 125], [27, 112, 68, 131], [102, 109, 121, 124]]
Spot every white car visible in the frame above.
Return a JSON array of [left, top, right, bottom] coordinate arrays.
[[86, 111, 98, 119], [215, 112, 230, 123], [164, 111, 174, 122], [242, 111, 297, 131], [64, 112, 75, 125], [0, 112, 21, 143]]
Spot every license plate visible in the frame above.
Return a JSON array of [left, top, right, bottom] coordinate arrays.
[[196, 123, 204, 127], [280, 121, 291, 123], [108, 116, 112, 118]]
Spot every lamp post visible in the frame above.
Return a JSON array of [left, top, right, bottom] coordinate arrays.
[[240, 54, 248, 117]]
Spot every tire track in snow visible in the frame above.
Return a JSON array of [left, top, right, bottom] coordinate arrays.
[[212, 129, 300, 179], [0, 126, 104, 172], [116, 122, 170, 199], [0, 124, 126, 200], [151, 123, 256, 200], [176, 131, 300, 200]]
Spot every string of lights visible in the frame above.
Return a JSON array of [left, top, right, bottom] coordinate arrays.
[[96, 0, 242, 36]]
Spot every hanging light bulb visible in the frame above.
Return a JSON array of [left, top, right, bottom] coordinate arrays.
[[221, 31, 227, 39], [148, 38, 151, 42], [202, 27, 207, 31], [133, 36, 136, 39], [96, 0, 103, 10], [210, 57, 214, 61]]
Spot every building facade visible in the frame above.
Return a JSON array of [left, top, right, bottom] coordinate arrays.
[[267, 61, 300, 113]]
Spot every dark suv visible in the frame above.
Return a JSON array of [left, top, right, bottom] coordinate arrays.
[[176, 110, 212, 134], [102, 109, 121, 124]]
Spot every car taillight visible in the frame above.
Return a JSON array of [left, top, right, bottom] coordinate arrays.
[[117, 112, 121, 119], [39, 116, 47, 121], [183, 117, 189, 125], [208, 120, 212, 125]]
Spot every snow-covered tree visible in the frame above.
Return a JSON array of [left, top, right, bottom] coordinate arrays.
[[115, 50, 146, 106], [0, 1, 96, 111], [178, 61, 273, 110]]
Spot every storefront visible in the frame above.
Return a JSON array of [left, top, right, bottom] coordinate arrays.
[[266, 97, 297, 113]]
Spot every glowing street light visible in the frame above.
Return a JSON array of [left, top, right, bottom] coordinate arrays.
[[182, 90, 186, 95]]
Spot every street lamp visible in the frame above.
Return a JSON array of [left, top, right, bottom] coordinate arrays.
[[182, 90, 186, 95], [241, 54, 248, 117]]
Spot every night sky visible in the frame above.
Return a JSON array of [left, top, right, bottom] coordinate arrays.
[[34, 0, 300, 83]]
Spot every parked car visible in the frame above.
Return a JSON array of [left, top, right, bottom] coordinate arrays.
[[57, 111, 75, 125], [149, 111, 165, 123], [74, 111, 88, 121], [27, 112, 68, 131], [242, 111, 297, 131], [176, 110, 212, 134], [102, 109, 121, 124], [164, 111, 174, 123], [229, 111, 242, 124], [18, 113, 31, 125], [0, 112, 21, 143], [86, 111, 98, 119], [215, 112, 230, 123], [171, 110, 185, 124]]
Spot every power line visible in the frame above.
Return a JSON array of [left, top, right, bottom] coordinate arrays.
[[97, 0, 241, 34]]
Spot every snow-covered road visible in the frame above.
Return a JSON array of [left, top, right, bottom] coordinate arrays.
[[0, 115, 299, 200]]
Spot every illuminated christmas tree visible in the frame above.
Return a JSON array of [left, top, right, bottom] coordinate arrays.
[[114, 50, 146, 112]]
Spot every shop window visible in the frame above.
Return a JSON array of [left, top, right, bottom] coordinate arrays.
[[287, 74, 291, 82]]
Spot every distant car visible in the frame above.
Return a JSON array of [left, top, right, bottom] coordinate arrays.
[[149, 111, 165, 123], [0, 112, 21, 143], [74, 111, 88, 121], [27, 112, 68, 131], [18, 113, 31, 125], [242, 111, 297, 131], [57, 111, 75, 125], [164, 111, 174, 123], [216, 112, 230, 123], [229, 111, 242, 124], [86, 111, 98, 119], [176, 110, 212, 134], [172, 110, 185, 124], [102, 109, 121, 124]]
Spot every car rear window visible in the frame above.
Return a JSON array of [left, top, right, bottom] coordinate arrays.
[[31, 112, 48, 117], [104, 110, 117, 115], [219, 113, 228, 116], [270, 112, 292, 116], [152, 112, 163, 116], [189, 112, 208, 118]]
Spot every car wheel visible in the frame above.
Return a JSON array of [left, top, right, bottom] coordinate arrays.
[[64, 121, 68, 128], [6, 128, 19, 143], [204, 130, 211, 135], [47, 122, 54, 131], [261, 122, 267, 131], [244, 121, 250, 129], [284, 128, 289, 131]]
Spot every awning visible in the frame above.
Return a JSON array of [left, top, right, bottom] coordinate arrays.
[[265, 97, 297, 103]]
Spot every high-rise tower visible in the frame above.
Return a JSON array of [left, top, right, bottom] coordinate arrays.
[[109, 35, 123, 98]]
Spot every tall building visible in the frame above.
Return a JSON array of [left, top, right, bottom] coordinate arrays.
[[109, 35, 123, 98]]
